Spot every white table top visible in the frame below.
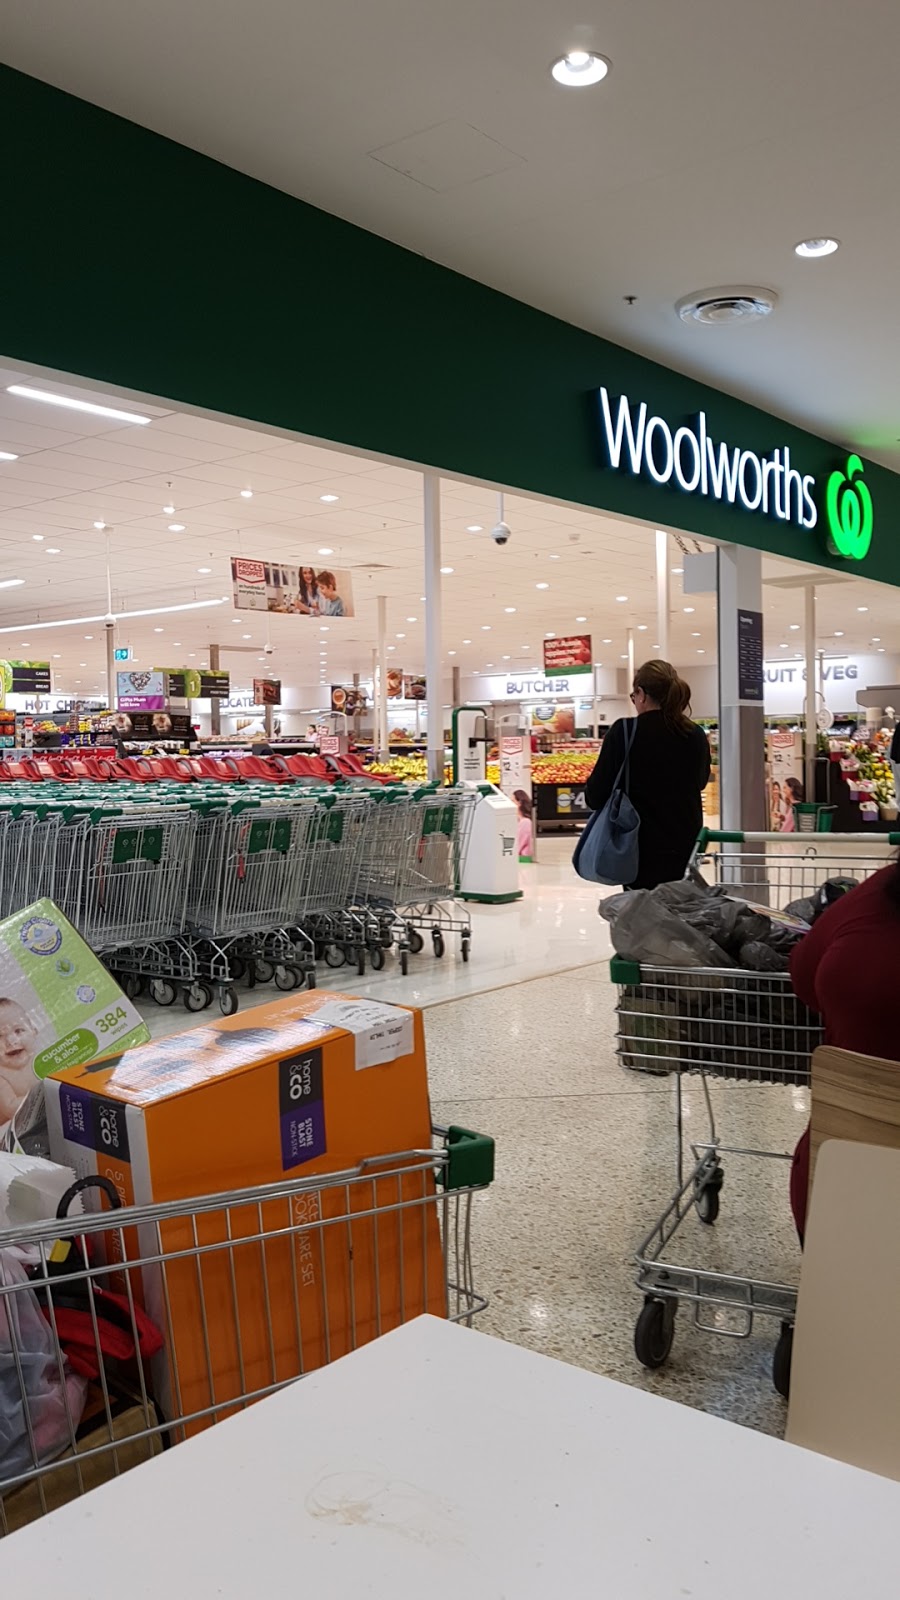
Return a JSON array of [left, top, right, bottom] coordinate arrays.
[[3, 1315, 897, 1595]]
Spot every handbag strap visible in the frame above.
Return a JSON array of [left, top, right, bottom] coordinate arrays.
[[614, 718, 638, 796]]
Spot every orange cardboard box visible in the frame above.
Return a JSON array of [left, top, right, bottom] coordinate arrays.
[[44, 993, 445, 1431]]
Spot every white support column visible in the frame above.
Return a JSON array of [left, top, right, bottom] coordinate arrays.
[[424, 473, 443, 784], [717, 544, 767, 832], [627, 628, 635, 685], [376, 599, 388, 758], [105, 621, 117, 710], [805, 582, 817, 800], [655, 529, 670, 659], [209, 644, 221, 735]]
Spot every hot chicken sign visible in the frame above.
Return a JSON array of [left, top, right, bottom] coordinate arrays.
[[543, 634, 593, 677]]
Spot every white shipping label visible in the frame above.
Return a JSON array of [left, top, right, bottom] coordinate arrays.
[[309, 999, 414, 1071]]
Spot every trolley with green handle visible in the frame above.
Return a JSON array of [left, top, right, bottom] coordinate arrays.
[[615, 829, 900, 1396]]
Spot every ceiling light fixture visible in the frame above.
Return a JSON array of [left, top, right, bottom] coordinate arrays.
[[153, 627, 164, 634], [504, 607, 516, 614], [789, 624, 800, 630], [463, 639, 471, 645], [163, 502, 175, 516], [576, 616, 587, 622], [440, 566, 454, 575], [198, 566, 211, 574], [615, 595, 627, 602], [319, 494, 339, 504], [0, 597, 227, 636], [32, 534, 43, 542], [46, 547, 60, 554], [481, 625, 491, 631], [407, 616, 417, 623], [467, 525, 483, 533], [7, 385, 152, 424], [684, 606, 695, 614], [602, 638, 612, 644], [872, 637, 881, 643], [795, 238, 839, 259], [318, 547, 333, 556], [168, 523, 185, 533], [241, 489, 253, 499], [448, 650, 456, 656], [857, 606, 869, 613], [93, 521, 106, 530], [536, 582, 549, 590], [550, 50, 610, 88], [0, 452, 19, 463], [671, 567, 683, 575], [834, 631, 844, 637]]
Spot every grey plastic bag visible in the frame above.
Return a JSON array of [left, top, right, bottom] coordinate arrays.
[[600, 888, 738, 968]]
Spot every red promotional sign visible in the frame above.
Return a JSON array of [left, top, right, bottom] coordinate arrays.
[[542, 634, 593, 677]]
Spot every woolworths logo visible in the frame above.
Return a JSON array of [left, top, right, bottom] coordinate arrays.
[[597, 388, 876, 560], [825, 454, 873, 561]]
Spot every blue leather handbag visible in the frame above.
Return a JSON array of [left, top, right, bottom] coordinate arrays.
[[572, 720, 640, 886]]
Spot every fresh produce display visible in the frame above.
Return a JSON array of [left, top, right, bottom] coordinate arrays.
[[365, 753, 428, 782], [532, 751, 597, 784]]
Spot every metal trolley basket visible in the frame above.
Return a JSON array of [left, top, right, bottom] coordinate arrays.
[[614, 829, 900, 1395], [0, 1124, 494, 1535]]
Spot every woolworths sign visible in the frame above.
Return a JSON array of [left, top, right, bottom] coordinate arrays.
[[597, 387, 874, 560]]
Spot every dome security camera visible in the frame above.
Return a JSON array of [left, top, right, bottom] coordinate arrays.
[[263, 643, 274, 655], [491, 521, 512, 546]]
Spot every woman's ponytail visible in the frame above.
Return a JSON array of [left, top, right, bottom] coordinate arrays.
[[633, 659, 694, 734]]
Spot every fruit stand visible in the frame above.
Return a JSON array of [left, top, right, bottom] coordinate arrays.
[[821, 734, 898, 829], [532, 746, 598, 833]]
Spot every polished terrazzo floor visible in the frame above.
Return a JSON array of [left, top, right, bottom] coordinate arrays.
[[134, 840, 807, 1434]]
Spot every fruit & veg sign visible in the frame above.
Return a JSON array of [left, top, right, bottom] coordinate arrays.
[[543, 635, 592, 677]]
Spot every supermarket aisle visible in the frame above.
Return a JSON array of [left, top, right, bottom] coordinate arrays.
[[426, 967, 807, 1437]]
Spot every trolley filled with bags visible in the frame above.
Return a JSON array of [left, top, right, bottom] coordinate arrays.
[[0, 1126, 494, 1534], [611, 829, 900, 1394]]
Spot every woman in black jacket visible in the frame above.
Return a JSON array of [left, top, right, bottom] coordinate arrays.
[[584, 660, 711, 890]]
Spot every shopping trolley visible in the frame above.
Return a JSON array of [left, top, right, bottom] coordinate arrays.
[[353, 788, 476, 972], [0, 1125, 494, 1535], [616, 829, 900, 1395]]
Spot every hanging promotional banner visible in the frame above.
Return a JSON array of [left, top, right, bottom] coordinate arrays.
[[253, 678, 281, 706], [530, 701, 575, 738], [106, 710, 194, 741], [386, 667, 404, 699], [0, 660, 52, 705], [543, 635, 593, 677], [331, 685, 368, 716], [403, 674, 426, 702], [230, 557, 355, 617], [117, 669, 165, 711], [162, 669, 188, 698]]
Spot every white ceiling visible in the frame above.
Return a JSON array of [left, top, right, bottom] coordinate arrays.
[[0, 363, 894, 701], [4, 0, 900, 468]]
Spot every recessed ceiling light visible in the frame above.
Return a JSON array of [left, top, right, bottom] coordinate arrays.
[[242, 633, 252, 639], [93, 521, 106, 531], [440, 566, 454, 575], [872, 637, 881, 643], [795, 238, 839, 259], [153, 627, 164, 633], [486, 662, 494, 668], [448, 650, 457, 656], [602, 638, 612, 644], [0, 578, 24, 589], [637, 625, 648, 631], [551, 50, 610, 88], [521, 645, 530, 650], [545, 632, 556, 639], [52, 653, 61, 659], [318, 547, 334, 555], [789, 623, 800, 630], [467, 525, 483, 533], [878, 647, 886, 652], [407, 616, 417, 623], [691, 632, 701, 638], [198, 566, 211, 574], [83, 634, 93, 640], [387, 645, 396, 652], [502, 654, 511, 660], [504, 607, 517, 614], [575, 616, 587, 622], [684, 606, 695, 614], [536, 582, 549, 590], [0, 451, 19, 462], [189, 653, 196, 657], [463, 639, 471, 645], [697, 649, 706, 655], [32, 534, 43, 542], [163, 502, 175, 516], [7, 385, 152, 424], [319, 494, 339, 504], [671, 567, 683, 574], [615, 595, 627, 602], [396, 632, 406, 639], [652, 645, 660, 651], [241, 489, 253, 499], [549, 554, 560, 561], [620, 654, 628, 660], [779, 643, 788, 650], [232, 617, 242, 624], [46, 547, 60, 554], [173, 642, 181, 647], [834, 631, 844, 637], [19, 642, 29, 648], [481, 625, 491, 631], [168, 523, 185, 533], [857, 606, 869, 613]]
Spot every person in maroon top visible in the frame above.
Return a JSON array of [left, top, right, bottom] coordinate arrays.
[[789, 864, 900, 1236]]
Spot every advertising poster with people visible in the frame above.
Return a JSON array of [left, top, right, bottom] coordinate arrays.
[[766, 731, 805, 831], [231, 558, 355, 618]]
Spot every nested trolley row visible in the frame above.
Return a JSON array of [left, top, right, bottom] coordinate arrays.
[[615, 830, 899, 1394], [0, 784, 476, 1013]]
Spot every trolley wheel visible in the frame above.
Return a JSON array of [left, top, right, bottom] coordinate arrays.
[[369, 945, 385, 972], [400, 950, 409, 976], [461, 937, 470, 963], [407, 928, 424, 955], [218, 985, 239, 1017], [274, 965, 298, 991], [432, 930, 445, 959], [149, 978, 177, 1007], [324, 944, 345, 969], [694, 1166, 724, 1226], [380, 929, 394, 950], [306, 970, 317, 990], [255, 958, 274, 984], [123, 974, 145, 1000], [634, 1296, 677, 1369], [184, 982, 213, 1013], [773, 1321, 794, 1400], [230, 956, 247, 982], [356, 950, 366, 977]]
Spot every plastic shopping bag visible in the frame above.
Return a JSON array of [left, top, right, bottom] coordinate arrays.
[[0, 1249, 86, 1481]]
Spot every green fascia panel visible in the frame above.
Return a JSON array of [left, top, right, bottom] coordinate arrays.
[[2, 66, 899, 585]]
